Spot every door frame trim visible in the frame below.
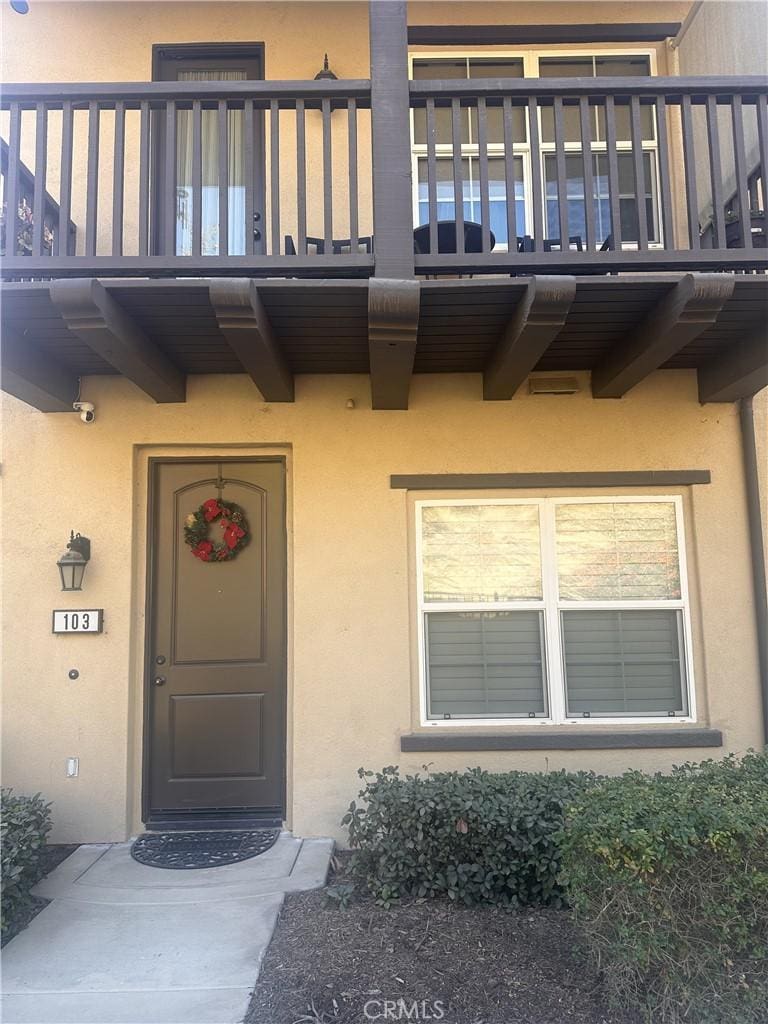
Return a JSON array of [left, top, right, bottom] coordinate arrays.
[[141, 455, 288, 827]]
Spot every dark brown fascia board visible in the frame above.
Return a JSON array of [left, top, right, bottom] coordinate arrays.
[[400, 729, 723, 752], [390, 471, 711, 490], [407, 23, 682, 46]]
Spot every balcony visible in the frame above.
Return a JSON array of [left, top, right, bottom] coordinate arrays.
[[1, 4, 767, 413], [1, 74, 766, 280]]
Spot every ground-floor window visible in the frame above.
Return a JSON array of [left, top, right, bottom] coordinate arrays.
[[416, 497, 694, 725]]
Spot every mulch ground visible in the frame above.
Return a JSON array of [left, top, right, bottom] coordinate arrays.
[[246, 863, 639, 1024], [1, 844, 78, 948]]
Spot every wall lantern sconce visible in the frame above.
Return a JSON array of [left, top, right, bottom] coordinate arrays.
[[314, 54, 337, 81], [57, 532, 91, 591]]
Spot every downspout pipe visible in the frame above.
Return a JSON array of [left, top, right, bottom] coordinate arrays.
[[740, 396, 768, 746]]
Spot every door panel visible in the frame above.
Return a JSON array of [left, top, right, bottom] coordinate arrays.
[[146, 459, 285, 820], [172, 478, 266, 664]]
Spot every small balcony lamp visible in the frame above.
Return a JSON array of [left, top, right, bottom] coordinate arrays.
[[57, 532, 91, 591], [314, 54, 337, 81]]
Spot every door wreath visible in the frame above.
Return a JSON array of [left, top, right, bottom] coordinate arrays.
[[184, 498, 249, 562]]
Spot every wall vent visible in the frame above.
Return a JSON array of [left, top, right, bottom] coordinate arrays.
[[528, 376, 580, 395]]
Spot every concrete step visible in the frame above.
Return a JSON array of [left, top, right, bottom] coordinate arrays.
[[34, 834, 333, 904]]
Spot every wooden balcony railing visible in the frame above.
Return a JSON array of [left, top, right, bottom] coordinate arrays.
[[0, 74, 766, 279], [0, 80, 373, 278], [409, 76, 768, 273]]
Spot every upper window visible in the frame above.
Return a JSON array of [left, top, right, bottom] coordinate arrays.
[[409, 50, 659, 249], [417, 497, 693, 724]]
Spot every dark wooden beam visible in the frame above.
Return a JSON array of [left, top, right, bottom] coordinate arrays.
[[49, 278, 185, 403], [401, 728, 722, 752], [369, 0, 414, 279], [209, 279, 294, 402], [368, 278, 420, 410], [483, 275, 576, 400], [390, 471, 711, 490], [591, 274, 736, 398], [0, 323, 79, 412], [698, 327, 768, 403], [407, 23, 682, 46]]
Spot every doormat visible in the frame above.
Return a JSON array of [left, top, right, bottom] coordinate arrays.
[[130, 829, 280, 869]]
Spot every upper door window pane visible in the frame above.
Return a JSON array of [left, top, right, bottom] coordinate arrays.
[[539, 55, 654, 143], [412, 58, 525, 146], [422, 504, 542, 603], [555, 502, 681, 601]]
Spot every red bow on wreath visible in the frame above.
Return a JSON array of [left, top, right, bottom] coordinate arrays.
[[192, 540, 214, 561], [202, 498, 222, 522], [221, 520, 246, 550]]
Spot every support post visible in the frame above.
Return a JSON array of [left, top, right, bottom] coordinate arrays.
[[369, 0, 415, 279], [368, 277, 420, 409]]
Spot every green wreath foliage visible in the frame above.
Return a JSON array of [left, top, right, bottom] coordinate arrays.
[[183, 498, 249, 562]]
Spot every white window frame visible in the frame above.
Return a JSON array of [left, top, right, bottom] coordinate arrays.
[[415, 495, 696, 728], [408, 47, 663, 251]]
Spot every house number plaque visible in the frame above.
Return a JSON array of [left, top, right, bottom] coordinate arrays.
[[52, 610, 104, 634]]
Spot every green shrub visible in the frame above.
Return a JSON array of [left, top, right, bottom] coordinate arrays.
[[1, 789, 52, 934], [560, 750, 768, 1024], [343, 765, 596, 907]]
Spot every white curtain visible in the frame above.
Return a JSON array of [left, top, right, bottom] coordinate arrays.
[[176, 70, 246, 256]]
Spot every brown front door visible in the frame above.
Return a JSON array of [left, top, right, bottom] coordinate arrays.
[[145, 458, 286, 824]]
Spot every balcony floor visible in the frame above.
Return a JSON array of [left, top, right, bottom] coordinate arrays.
[[2, 274, 766, 382]]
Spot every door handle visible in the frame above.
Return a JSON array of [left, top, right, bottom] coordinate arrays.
[[153, 676, 166, 687]]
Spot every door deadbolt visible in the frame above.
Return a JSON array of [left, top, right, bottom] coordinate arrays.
[[155, 655, 166, 665]]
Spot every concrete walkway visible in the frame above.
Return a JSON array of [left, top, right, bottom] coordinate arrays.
[[2, 833, 333, 1024]]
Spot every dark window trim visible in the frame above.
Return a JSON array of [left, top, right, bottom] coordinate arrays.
[[407, 24, 681, 47], [151, 42, 265, 81], [391, 471, 711, 490], [400, 728, 722, 752]]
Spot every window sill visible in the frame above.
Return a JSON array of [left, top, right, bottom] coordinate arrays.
[[400, 728, 723, 752]]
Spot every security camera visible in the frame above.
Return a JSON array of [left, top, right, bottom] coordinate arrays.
[[73, 401, 95, 424]]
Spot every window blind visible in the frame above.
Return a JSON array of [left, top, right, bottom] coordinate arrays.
[[562, 609, 686, 715], [426, 611, 547, 718]]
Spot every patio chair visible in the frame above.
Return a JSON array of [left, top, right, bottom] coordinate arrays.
[[543, 235, 584, 252], [284, 234, 373, 256]]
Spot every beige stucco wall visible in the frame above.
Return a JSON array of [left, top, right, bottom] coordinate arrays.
[[1, 370, 763, 843]]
